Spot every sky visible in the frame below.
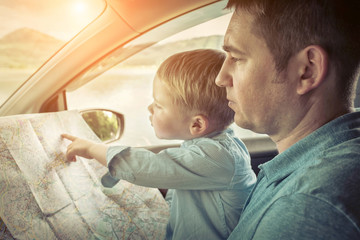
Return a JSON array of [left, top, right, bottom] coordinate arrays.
[[0, 0, 105, 40]]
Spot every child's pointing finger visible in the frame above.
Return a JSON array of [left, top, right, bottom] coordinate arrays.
[[61, 133, 76, 142]]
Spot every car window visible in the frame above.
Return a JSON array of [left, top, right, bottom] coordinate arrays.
[[66, 13, 266, 147], [0, 0, 105, 106]]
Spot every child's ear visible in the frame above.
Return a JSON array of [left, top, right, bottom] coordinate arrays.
[[189, 115, 209, 137], [296, 45, 328, 95]]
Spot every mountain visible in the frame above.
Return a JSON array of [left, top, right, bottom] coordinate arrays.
[[0, 28, 62, 45], [0, 27, 223, 69], [0, 28, 65, 69]]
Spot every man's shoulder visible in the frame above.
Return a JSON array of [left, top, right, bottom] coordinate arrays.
[[245, 193, 360, 240], [291, 132, 360, 189], [285, 139, 360, 230], [313, 136, 360, 187]]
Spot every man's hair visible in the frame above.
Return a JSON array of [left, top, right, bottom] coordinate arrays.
[[227, 0, 360, 103], [156, 49, 234, 130]]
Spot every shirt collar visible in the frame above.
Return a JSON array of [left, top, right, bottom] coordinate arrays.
[[205, 127, 234, 138], [182, 128, 233, 147], [259, 110, 360, 184]]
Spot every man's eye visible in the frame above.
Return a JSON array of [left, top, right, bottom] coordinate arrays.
[[230, 56, 242, 62]]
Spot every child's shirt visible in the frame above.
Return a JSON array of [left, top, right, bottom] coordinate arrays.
[[101, 128, 257, 240]]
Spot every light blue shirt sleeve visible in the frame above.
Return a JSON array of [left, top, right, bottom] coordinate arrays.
[[102, 138, 237, 190]]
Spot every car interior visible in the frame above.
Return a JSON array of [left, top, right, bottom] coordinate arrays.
[[0, 0, 359, 174], [1, 0, 360, 237]]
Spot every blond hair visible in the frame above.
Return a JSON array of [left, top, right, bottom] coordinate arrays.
[[156, 49, 234, 130]]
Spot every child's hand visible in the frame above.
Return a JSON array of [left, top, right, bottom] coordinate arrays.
[[61, 134, 95, 162], [61, 134, 108, 166]]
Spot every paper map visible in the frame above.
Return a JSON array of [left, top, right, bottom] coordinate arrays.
[[0, 110, 169, 239]]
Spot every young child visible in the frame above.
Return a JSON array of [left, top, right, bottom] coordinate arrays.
[[62, 49, 256, 240]]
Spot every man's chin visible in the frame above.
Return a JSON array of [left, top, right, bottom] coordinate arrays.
[[234, 115, 245, 128], [234, 118, 266, 135], [234, 116, 252, 131]]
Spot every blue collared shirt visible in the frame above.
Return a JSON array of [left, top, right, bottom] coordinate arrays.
[[229, 111, 360, 239], [102, 128, 256, 239]]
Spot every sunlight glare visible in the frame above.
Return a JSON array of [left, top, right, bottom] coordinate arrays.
[[73, 1, 87, 14]]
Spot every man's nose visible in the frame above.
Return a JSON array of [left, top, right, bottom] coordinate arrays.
[[215, 63, 233, 87]]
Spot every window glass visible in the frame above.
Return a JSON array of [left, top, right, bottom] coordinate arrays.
[[67, 13, 265, 147], [0, 0, 105, 106]]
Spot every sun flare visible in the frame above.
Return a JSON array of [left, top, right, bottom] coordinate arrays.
[[72, 1, 87, 14]]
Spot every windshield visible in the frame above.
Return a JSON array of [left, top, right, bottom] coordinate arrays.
[[0, 0, 105, 106]]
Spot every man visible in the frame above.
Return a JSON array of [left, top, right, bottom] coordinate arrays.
[[216, 0, 360, 239]]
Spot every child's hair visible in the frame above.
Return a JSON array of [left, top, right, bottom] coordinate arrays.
[[156, 49, 234, 130]]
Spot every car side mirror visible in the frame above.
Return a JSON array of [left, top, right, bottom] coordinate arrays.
[[80, 109, 124, 143]]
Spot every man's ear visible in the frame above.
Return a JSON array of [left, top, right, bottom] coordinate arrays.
[[189, 115, 209, 136], [296, 45, 328, 95]]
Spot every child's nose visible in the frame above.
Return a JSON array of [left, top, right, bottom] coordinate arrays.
[[148, 103, 154, 113]]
